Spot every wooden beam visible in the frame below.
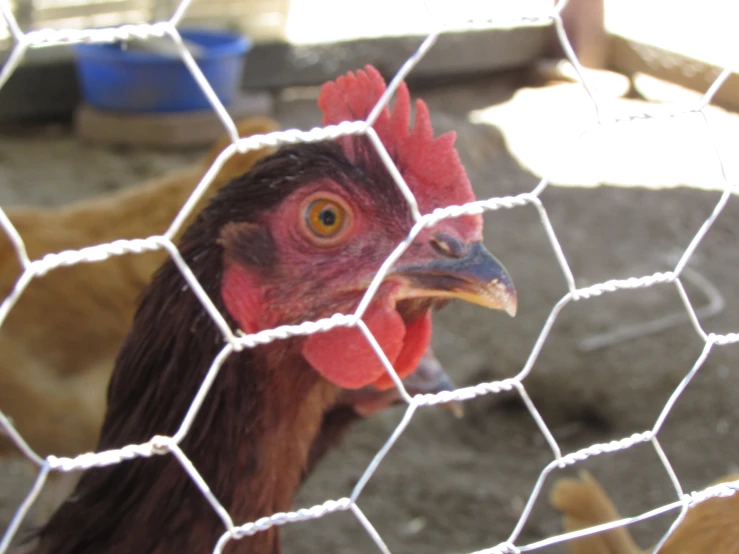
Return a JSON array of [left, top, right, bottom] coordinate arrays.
[[610, 35, 739, 112]]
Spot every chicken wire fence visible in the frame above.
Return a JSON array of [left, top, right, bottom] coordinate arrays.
[[0, 0, 738, 553]]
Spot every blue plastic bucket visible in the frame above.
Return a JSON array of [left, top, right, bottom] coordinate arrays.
[[73, 29, 251, 113]]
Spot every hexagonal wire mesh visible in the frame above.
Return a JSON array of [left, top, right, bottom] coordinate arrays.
[[1, 0, 738, 553]]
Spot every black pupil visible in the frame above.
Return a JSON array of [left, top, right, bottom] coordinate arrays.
[[319, 208, 336, 227]]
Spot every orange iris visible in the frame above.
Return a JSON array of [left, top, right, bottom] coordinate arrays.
[[305, 199, 346, 238]]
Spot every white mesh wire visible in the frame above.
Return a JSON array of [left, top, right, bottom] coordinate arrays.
[[0, 0, 738, 553]]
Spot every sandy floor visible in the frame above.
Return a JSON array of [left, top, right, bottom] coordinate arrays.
[[1, 71, 739, 554]]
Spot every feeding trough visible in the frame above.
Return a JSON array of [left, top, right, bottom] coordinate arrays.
[[71, 28, 271, 148], [73, 28, 252, 113]]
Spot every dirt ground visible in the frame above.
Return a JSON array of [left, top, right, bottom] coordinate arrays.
[[1, 70, 739, 554]]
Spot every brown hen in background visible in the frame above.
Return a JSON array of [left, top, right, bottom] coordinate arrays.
[[551, 470, 739, 554]]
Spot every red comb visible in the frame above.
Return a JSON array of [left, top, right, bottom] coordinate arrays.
[[318, 65, 478, 223]]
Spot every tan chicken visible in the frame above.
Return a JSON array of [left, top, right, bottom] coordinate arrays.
[[0, 116, 279, 459], [550, 470, 739, 554]]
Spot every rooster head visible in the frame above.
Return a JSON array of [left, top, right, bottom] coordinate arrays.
[[218, 65, 515, 392]]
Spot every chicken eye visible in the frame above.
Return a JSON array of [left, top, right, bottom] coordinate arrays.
[[304, 198, 347, 239]]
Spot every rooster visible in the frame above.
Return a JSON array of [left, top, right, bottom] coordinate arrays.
[[0, 116, 460, 540], [25, 65, 516, 554], [550, 470, 739, 554]]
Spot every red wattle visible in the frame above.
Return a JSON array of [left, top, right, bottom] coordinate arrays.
[[371, 312, 432, 390], [302, 300, 407, 389]]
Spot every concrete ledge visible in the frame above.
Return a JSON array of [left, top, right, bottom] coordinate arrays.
[[0, 25, 552, 122], [241, 26, 553, 89]]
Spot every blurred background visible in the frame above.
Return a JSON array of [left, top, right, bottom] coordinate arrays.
[[1, 1, 739, 554]]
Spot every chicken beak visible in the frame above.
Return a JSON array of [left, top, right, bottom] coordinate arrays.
[[395, 241, 517, 317]]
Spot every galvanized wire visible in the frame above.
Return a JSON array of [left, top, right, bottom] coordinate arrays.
[[0, 1, 737, 553]]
